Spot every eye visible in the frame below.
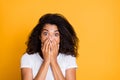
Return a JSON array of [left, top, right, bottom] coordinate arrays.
[[42, 32, 48, 36], [55, 33, 60, 37]]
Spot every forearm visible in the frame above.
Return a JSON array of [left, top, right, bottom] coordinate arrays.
[[34, 61, 50, 80], [50, 60, 65, 80]]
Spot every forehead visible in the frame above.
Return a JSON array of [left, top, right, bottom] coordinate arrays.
[[42, 24, 59, 31]]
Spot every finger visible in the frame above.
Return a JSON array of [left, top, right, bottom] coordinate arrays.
[[48, 42, 51, 54], [51, 39, 58, 53], [52, 39, 57, 48], [50, 41, 54, 52], [42, 38, 48, 45], [42, 38, 49, 52], [45, 39, 50, 53]]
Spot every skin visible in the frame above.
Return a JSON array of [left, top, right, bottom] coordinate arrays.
[[21, 24, 76, 80]]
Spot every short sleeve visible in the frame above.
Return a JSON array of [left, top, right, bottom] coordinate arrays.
[[66, 55, 77, 69], [20, 53, 32, 68]]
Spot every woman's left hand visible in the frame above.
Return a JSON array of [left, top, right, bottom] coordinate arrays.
[[49, 39, 59, 63]]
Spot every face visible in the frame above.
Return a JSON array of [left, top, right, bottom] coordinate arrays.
[[40, 24, 60, 44]]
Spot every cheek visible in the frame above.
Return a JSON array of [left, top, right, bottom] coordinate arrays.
[[55, 37, 60, 44], [41, 36, 48, 43]]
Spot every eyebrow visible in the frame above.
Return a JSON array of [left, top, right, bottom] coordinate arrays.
[[42, 29, 59, 32], [42, 29, 48, 31]]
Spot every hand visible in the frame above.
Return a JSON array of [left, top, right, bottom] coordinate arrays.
[[41, 38, 51, 63], [49, 39, 59, 63]]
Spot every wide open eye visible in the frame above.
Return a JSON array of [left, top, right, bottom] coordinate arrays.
[[55, 33, 60, 37], [42, 32, 48, 36]]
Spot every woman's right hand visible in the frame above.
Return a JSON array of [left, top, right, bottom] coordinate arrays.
[[41, 38, 51, 63]]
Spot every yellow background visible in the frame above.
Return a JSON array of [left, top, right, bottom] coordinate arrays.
[[0, 0, 120, 80]]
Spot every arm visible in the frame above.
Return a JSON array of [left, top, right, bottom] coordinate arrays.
[[66, 68, 76, 80], [21, 61, 49, 80], [50, 60, 65, 80], [50, 39, 65, 80], [50, 59, 76, 80], [21, 65, 76, 80], [21, 68, 33, 80], [50, 56, 76, 80], [34, 61, 50, 80], [50, 39, 77, 80], [34, 38, 51, 80], [21, 39, 51, 80]]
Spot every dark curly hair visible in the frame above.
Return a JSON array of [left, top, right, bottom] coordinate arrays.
[[26, 13, 79, 58]]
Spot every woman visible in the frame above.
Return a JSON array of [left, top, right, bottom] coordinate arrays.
[[21, 13, 79, 80]]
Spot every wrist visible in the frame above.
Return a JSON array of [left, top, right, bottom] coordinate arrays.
[[43, 59, 50, 65], [50, 58, 57, 65]]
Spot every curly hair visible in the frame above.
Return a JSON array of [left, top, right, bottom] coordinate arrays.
[[26, 13, 79, 58]]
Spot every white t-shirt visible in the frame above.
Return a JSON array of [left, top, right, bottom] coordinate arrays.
[[20, 53, 77, 80]]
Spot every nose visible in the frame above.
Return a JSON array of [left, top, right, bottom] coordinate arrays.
[[49, 35, 54, 41]]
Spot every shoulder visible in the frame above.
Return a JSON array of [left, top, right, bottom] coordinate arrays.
[[58, 53, 77, 65], [21, 52, 41, 59], [58, 53, 76, 61], [20, 52, 42, 68], [21, 52, 43, 63], [21, 53, 30, 59], [58, 53, 77, 69]]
